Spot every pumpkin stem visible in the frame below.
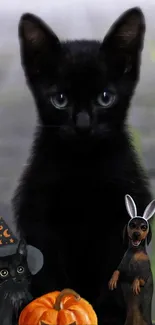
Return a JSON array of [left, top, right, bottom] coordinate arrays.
[[54, 288, 80, 311]]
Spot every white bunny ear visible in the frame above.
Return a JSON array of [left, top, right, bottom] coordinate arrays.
[[125, 194, 137, 219], [143, 199, 155, 221]]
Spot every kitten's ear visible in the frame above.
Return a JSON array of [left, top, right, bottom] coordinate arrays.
[[100, 7, 145, 73], [17, 239, 27, 257], [19, 13, 61, 75]]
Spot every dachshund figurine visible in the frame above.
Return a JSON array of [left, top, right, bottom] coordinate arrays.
[[109, 194, 155, 325]]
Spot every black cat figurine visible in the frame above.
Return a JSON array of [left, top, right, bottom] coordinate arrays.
[[0, 217, 43, 325]]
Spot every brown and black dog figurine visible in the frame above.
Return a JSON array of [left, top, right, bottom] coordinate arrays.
[[109, 194, 155, 325]]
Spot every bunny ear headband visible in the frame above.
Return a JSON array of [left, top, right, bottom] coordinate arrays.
[[125, 194, 155, 227]]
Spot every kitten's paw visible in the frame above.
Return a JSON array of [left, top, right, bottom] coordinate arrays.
[[108, 270, 120, 290], [132, 278, 141, 295]]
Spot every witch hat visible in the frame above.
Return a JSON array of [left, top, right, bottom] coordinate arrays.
[[0, 216, 18, 246], [0, 216, 44, 275]]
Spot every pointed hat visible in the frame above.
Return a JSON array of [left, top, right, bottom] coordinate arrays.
[[0, 215, 44, 275]]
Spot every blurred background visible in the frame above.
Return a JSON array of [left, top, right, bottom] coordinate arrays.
[[0, 0, 155, 319]]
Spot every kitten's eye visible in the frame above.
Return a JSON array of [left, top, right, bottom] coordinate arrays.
[[97, 90, 116, 108], [17, 266, 24, 274], [50, 93, 68, 109], [0, 269, 9, 277]]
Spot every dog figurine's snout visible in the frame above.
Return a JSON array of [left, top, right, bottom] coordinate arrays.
[[132, 231, 140, 240]]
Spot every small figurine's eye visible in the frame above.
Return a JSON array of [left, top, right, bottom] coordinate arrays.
[[0, 269, 9, 277], [141, 225, 147, 231], [17, 266, 24, 274]]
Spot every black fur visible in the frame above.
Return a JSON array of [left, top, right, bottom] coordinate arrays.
[[12, 7, 152, 325], [0, 240, 32, 325]]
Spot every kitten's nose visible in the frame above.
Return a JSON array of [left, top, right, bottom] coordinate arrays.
[[76, 112, 91, 131]]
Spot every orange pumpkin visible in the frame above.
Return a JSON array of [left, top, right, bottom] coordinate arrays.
[[39, 322, 76, 325], [19, 288, 98, 325]]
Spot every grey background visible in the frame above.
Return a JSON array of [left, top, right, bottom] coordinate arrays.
[[0, 0, 155, 319]]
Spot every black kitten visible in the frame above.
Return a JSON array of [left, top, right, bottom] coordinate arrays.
[[0, 240, 32, 325], [13, 7, 152, 325]]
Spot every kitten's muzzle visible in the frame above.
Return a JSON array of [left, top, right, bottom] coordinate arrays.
[[12, 277, 23, 284]]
